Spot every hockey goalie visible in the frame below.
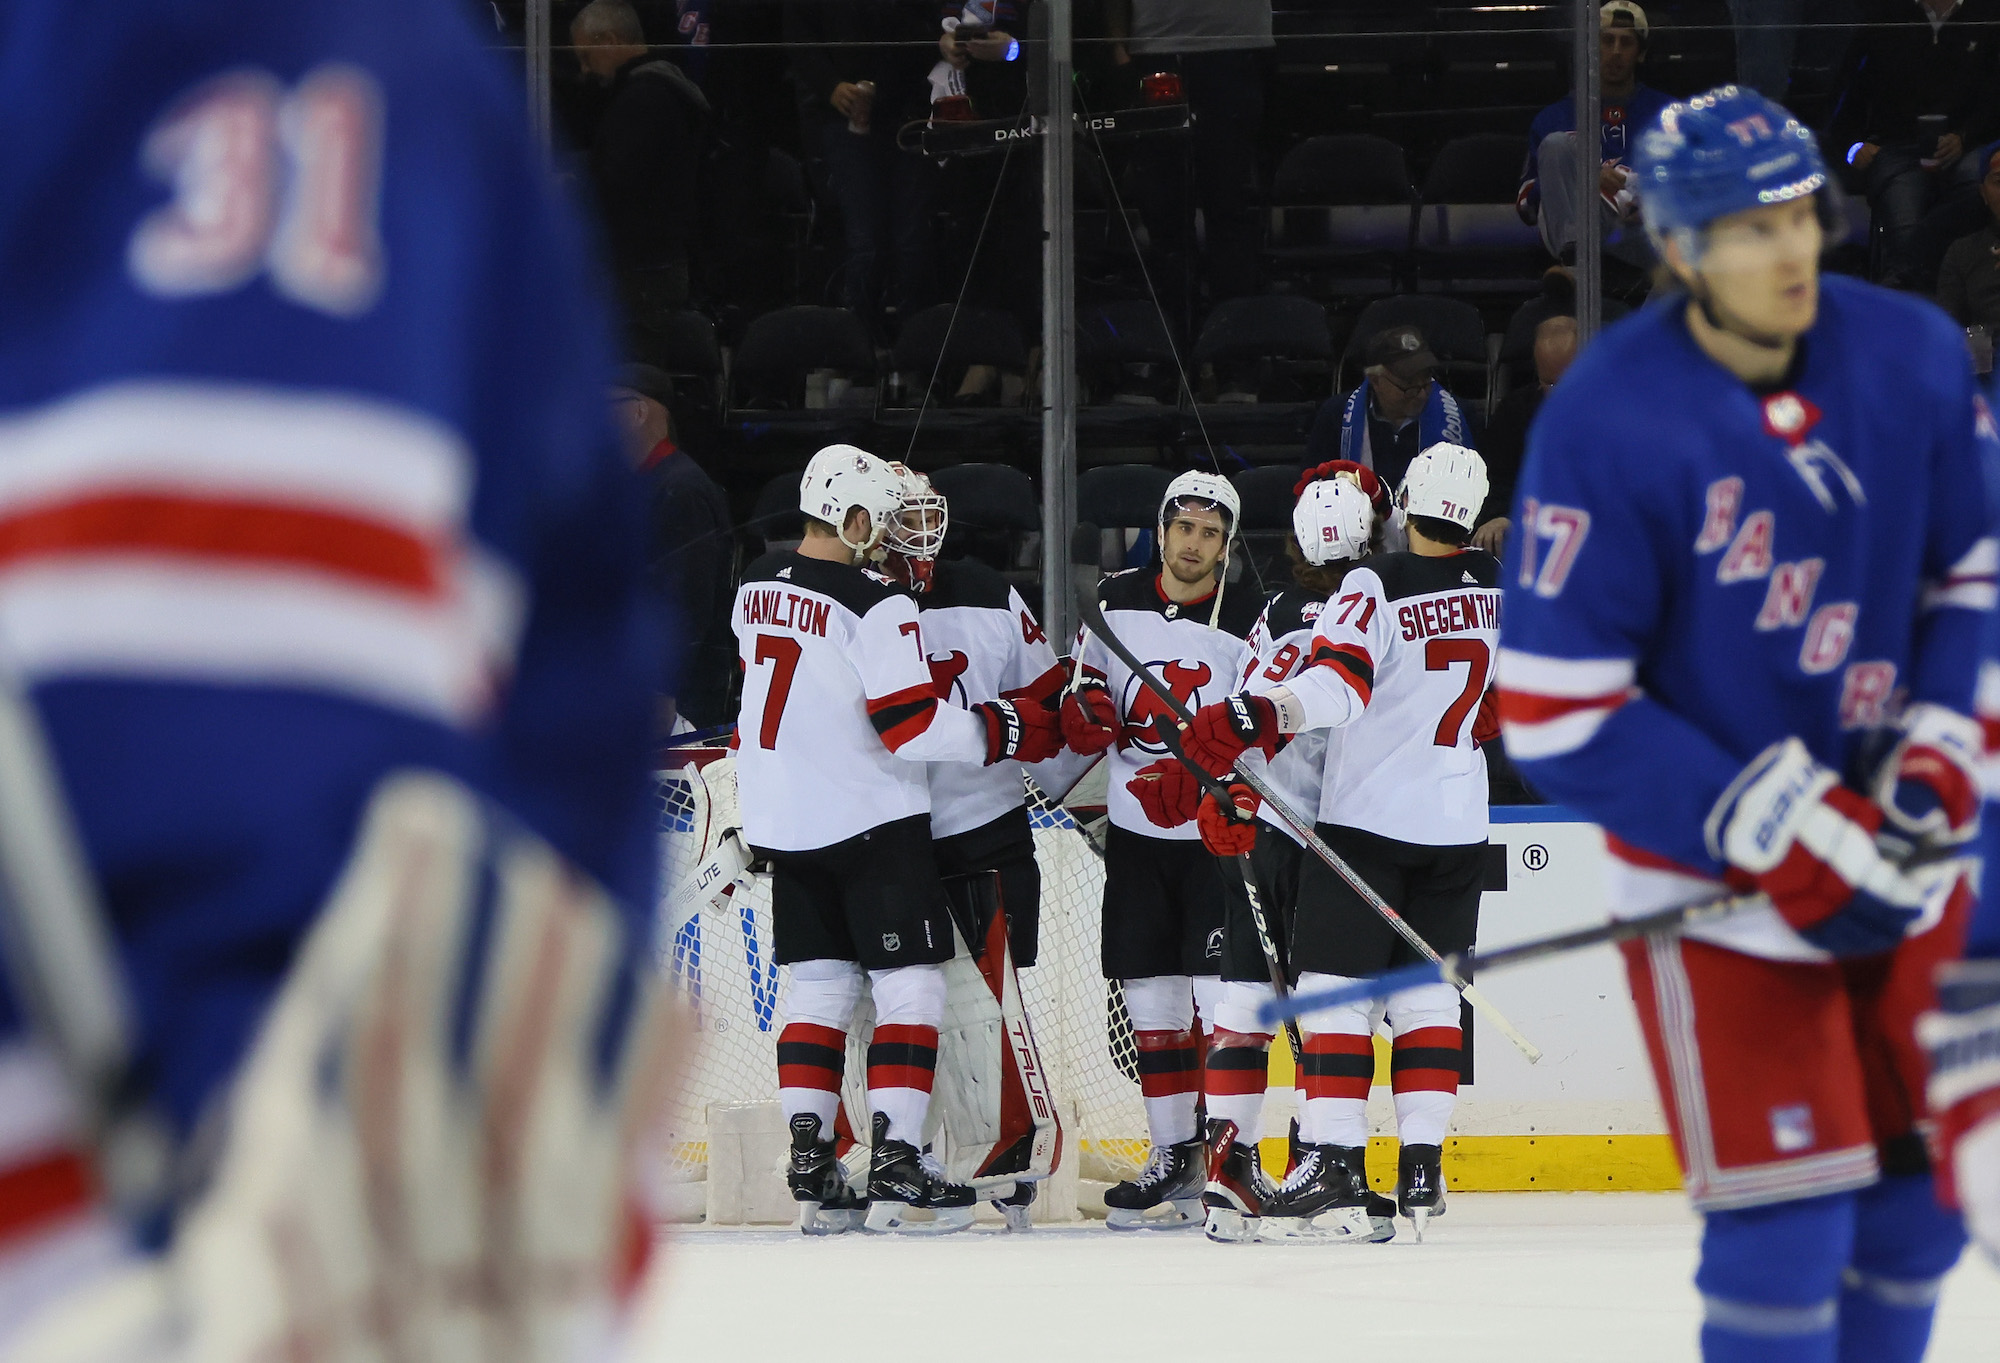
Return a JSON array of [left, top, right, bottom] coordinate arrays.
[[0, 2, 679, 1360]]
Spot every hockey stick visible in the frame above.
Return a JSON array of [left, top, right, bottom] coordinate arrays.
[[0, 655, 172, 1217], [1075, 586, 1545, 1064], [1259, 846, 1977, 1027]]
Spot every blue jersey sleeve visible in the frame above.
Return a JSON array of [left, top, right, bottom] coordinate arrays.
[[1906, 346, 2000, 723], [1496, 371, 1745, 877]]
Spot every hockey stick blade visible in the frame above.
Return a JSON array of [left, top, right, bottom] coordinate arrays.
[[1074, 585, 1543, 1063]]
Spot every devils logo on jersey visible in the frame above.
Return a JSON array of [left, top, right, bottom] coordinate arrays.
[[1120, 659, 1212, 755], [927, 649, 971, 704]]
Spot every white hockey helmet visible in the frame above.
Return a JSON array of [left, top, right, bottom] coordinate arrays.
[[1157, 470, 1241, 550], [1399, 442, 1489, 533], [1293, 475, 1375, 566], [883, 462, 949, 590], [799, 444, 905, 555]]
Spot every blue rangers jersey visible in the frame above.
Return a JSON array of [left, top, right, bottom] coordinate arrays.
[[1498, 276, 1998, 962], [0, 0, 659, 1150]]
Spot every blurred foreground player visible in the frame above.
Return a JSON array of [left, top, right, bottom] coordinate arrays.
[[0, 3, 679, 1360], [736, 446, 1055, 1235], [1498, 88, 1991, 1362]]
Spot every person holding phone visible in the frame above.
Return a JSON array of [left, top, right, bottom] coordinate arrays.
[[1828, 0, 2000, 290]]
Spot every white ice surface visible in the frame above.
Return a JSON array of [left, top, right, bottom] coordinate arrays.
[[625, 1194, 2000, 1363]]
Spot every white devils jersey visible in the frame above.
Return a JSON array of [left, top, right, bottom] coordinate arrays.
[[1284, 549, 1501, 846], [1240, 587, 1336, 848], [914, 558, 1066, 838], [732, 550, 986, 851], [1075, 569, 1259, 840]]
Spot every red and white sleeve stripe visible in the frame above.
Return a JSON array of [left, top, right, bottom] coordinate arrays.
[[1921, 536, 1999, 613], [1495, 649, 1637, 762], [0, 382, 522, 727]]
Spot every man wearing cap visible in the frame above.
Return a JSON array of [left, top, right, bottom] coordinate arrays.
[[1517, 2, 1670, 269], [1936, 141, 2000, 347], [1304, 325, 1474, 519], [613, 364, 735, 727]]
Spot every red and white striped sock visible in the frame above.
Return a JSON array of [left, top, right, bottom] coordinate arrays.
[[866, 1023, 940, 1144], [1390, 1025, 1462, 1147], [1298, 1030, 1374, 1147], [775, 1022, 846, 1136], [1204, 1029, 1272, 1142], [1134, 1028, 1202, 1146]]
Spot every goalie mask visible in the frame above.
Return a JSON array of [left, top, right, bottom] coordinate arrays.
[[1293, 475, 1375, 566], [1399, 442, 1489, 533], [800, 444, 906, 558], [883, 463, 949, 591]]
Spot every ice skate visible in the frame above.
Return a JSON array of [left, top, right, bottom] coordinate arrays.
[[1201, 1119, 1275, 1244], [1103, 1135, 1207, 1230], [1256, 1142, 1374, 1243], [787, 1113, 866, 1236], [1332, 1143, 1398, 1243], [1398, 1142, 1446, 1241], [863, 1113, 977, 1234], [991, 1179, 1037, 1232]]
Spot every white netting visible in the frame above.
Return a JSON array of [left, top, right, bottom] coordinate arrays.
[[653, 750, 1150, 1198]]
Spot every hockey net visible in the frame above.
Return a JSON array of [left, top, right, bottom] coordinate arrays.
[[653, 746, 1149, 1211]]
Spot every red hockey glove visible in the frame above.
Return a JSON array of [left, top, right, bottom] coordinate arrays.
[[1127, 758, 1202, 829], [1472, 687, 1500, 748], [1197, 782, 1261, 857], [975, 698, 1061, 765], [1710, 738, 1960, 957], [1918, 959, 2000, 1260], [1181, 692, 1281, 778], [1060, 678, 1120, 755], [1862, 703, 1982, 849]]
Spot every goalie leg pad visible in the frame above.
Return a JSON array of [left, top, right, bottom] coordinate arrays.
[[928, 892, 1062, 1194], [11, 772, 682, 1363]]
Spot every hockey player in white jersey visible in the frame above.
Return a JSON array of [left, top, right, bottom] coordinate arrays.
[[1189, 467, 1394, 1243], [1063, 472, 1260, 1227], [735, 445, 1058, 1234], [877, 465, 1067, 1222], [1175, 444, 1501, 1242]]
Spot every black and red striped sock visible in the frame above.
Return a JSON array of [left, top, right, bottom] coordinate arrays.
[[867, 1022, 940, 1144], [1134, 1028, 1202, 1146], [1299, 1030, 1374, 1147], [776, 1022, 846, 1136], [1204, 1029, 1272, 1144], [1391, 1025, 1462, 1147]]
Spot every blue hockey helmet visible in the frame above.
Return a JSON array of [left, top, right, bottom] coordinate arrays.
[[1635, 85, 1837, 246]]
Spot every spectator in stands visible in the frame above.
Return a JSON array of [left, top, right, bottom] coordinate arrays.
[[1474, 302, 1580, 556], [1517, 2, 1668, 271], [572, 0, 709, 341], [1830, 0, 2000, 290], [1937, 142, 2000, 374], [784, 0, 943, 331], [614, 364, 735, 729], [1729, 0, 1804, 100], [1304, 326, 1474, 498], [1106, 0, 1272, 310]]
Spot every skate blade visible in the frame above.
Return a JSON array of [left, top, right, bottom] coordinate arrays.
[[1202, 1206, 1260, 1244], [1256, 1206, 1373, 1244], [1105, 1198, 1203, 1231], [797, 1202, 866, 1236], [1407, 1205, 1440, 1243], [998, 1203, 1033, 1232], [864, 1201, 975, 1235], [1364, 1215, 1397, 1244]]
